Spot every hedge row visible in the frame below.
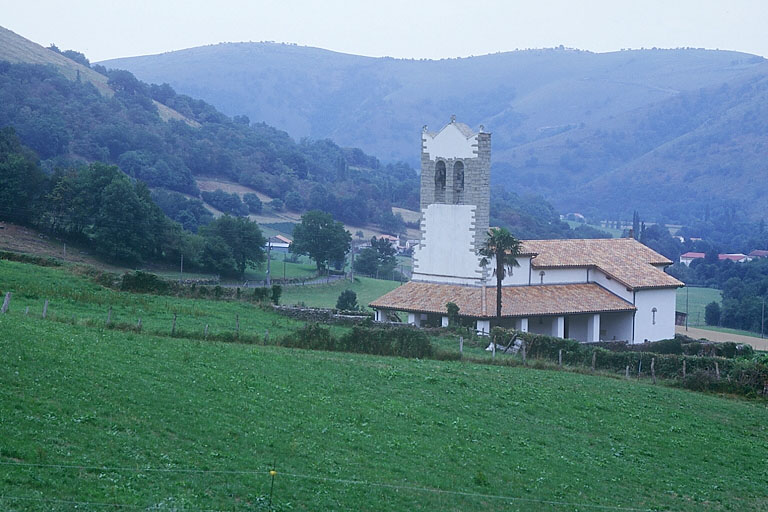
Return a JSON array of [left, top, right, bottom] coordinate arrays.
[[277, 324, 434, 359], [0, 251, 62, 267], [491, 327, 768, 398]]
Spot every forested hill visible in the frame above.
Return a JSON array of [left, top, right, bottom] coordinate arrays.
[[102, 42, 768, 222], [0, 26, 420, 231]]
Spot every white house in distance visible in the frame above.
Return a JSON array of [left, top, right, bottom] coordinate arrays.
[[370, 118, 683, 343]]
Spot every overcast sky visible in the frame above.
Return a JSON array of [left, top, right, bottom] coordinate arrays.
[[3, 0, 767, 62]]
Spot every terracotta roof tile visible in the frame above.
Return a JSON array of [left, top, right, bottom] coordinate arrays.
[[370, 282, 636, 318], [521, 238, 682, 289]]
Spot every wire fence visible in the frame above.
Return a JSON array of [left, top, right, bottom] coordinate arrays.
[[0, 460, 656, 511]]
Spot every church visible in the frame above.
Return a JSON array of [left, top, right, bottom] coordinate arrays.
[[370, 118, 683, 343]]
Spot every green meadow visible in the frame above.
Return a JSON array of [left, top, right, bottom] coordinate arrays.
[[676, 286, 722, 326], [1, 259, 767, 510], [0, 260, 302, 340]]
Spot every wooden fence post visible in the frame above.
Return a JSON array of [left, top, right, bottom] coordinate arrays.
[[459, 336, 463, 356], [264, 329, 269, 343], [106, 306, 112, 326], [137, 318, 142, 331], [492, 340, 496, 360], [24, 306, 29, 315], [591, 351, 596, 372], [42, 300, 49, 319], [1, 292, 11, 314], [171, 313, 177, 336], [521, 340, 526, 366], [682, 359, 686, 379], [637, 359, 642, 378], [236, 314, 240, 338], [204, 324, 209, 340], [558, 349, 562, 367], [625, 365, 630, 379], [715, 361, 720, 380], [651, 357, 656, 384]]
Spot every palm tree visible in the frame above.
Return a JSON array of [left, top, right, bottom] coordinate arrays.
[[478, 227, 522, 319]]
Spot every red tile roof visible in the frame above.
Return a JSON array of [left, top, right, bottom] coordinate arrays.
[[521, 238, 682, 290], [681, 252, 705, 258], [370, 282, 636, 318]]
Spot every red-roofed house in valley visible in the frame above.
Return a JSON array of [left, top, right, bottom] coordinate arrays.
[[369, 117, 683, 343], [266, 235, 292, 252], [680, 252, 705, 266], [719, 253, 748, 263], [749, 249, 768, 259]]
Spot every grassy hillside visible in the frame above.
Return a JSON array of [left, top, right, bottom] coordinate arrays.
[[677, 287, 722, 327], [0, 259, 303, 340], [2, 313, 767, 510], [281, 276, 401, 311]]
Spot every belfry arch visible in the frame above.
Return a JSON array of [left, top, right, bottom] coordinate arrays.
[[453, 160, 464, 203]]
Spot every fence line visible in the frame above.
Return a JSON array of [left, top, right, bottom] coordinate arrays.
[[0, 461, 654, 511]]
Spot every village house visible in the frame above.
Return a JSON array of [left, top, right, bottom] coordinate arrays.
[[680, 251, 751, 266], [680, 251, 705, 266], [370, 118, 683, 343]]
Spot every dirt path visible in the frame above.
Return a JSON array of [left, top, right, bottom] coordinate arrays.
[[676, 325, 768, 350]]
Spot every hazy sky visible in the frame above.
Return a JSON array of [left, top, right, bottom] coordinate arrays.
[[3, 0, 767, 61]]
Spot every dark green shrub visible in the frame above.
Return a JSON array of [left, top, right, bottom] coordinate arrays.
[[120, 271, 169, 293], [336, 289, 358, 311], [270, 284, 282, 305], [252, 287, 270, 302], [649, 338, 683, 354], [278, 324, 335, 351]]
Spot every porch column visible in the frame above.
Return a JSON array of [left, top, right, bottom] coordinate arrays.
[[375, 310, 381, 322], [408, 313, 421, 327], [587, 313, 600, 342], [441, 316, 449, 327], [476, 319, 490, 335], [515, 317, 529, 332], [552, 316, 565, 338]]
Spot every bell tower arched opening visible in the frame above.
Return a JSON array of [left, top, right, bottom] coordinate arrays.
[[434, 160, 446, 203], [453, 160, 464, 204]]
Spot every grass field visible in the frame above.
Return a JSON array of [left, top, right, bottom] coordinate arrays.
[[677, 286, 721, 326], [0, 260, 303, 340], [281, 276, 401, 311], [2, 314, 767, 511]]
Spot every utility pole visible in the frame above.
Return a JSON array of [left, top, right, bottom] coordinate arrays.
[[761, 296, 765, 339], [685, 286, 689, 331], [266, 239, 272, 287], [179, 253, 183, 282]]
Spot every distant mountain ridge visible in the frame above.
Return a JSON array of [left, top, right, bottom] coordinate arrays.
[[102, 43, 768, 221]]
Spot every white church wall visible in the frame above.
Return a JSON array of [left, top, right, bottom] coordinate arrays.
[[412, 204, 483, 285], [535, 267, 589, 285], [590, 269, 633, 302], [486, 256, 530, 285], [633, 288, 677, 342], [423, 124, 478, 159]]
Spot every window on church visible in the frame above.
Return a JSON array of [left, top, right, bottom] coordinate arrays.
[[435, 161, 446, 189], [452, 161, 464, 204], [454, 161, 464, 190], [435, 160, 446, 202]]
